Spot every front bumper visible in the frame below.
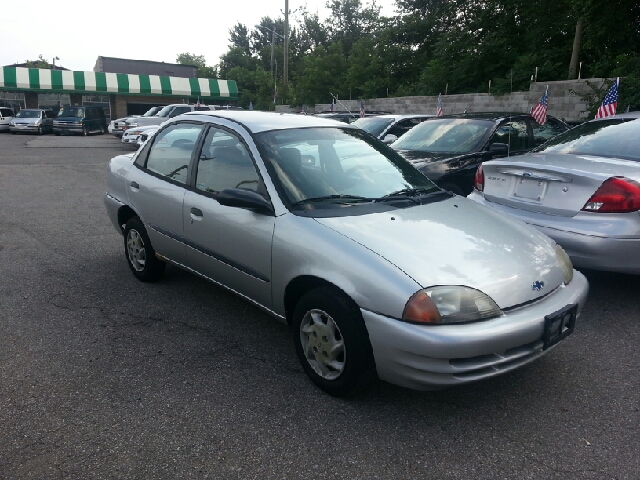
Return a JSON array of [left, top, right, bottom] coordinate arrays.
[[9, 124, 40, 132], [362, 271, 588, 390], [53, 125, 83, 134]]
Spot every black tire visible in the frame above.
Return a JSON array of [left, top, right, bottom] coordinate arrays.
[[82, 126, 89, 136], [123, 217, 165, 282], [37, 126, 42, 135], [54, 132, 60, 136], [440, 183, 465, 196], [99, 124, 106, 135], [292, 286, 376, 397]]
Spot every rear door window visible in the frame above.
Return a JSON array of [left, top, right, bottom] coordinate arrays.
[[530, 118, 568, 147], [144, 123, 204, 184]]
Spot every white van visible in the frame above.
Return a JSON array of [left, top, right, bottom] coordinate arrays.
[[0, 107, 15, 132]]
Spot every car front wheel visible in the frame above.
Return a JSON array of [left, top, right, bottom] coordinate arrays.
[[292, 286, 376, 396], [123, 217, 165, 282]]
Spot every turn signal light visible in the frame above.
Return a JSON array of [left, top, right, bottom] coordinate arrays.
[[474, 165, 484, 192], [581, 177, 640, 213], [403, 291, 442, 324]]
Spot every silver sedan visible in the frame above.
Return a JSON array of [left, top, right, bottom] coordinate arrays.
[[469, 111, 640, 275], [104, 111, 588, 396]]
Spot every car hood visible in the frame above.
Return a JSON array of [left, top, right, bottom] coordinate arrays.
[[12, 117, 39, 124], [314, 196, 565, 309], [395, 150, 458, 163]]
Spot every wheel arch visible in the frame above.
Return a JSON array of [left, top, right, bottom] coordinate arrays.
[[117, 205, 138, 234], [283, 275, 356, 326]]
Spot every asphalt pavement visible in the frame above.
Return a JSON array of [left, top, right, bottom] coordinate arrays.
[[0, 131, 638, 479]]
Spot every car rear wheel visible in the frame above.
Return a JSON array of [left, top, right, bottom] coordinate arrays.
[[123, 217, 165, 282], [292, 286, 376, 397]]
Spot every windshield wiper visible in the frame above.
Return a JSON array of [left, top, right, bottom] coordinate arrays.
[[376, 187, 440, 202], [291, 194, 375, 207]]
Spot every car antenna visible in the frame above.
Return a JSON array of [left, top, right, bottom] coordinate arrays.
[[329, 93, 356, 117]]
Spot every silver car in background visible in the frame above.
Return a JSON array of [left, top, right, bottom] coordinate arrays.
[[104, 111, 588, 396], [469, 111, 640, 274], [9, 108, 55, 134]]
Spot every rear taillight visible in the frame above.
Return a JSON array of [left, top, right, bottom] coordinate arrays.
[[581, 177, 640, 213], [474, 165, 484, 192]]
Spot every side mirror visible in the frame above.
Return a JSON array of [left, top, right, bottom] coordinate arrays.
[[382, 134, 398, 144], [217, 188, 274, 215], [489, 142, 509, 157]]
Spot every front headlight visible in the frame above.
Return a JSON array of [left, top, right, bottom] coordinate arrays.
[[555, 244, 573, 285], [403, 286, 503, 324]]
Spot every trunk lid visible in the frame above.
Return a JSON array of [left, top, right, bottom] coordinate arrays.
[[481, 153, 640, 217]]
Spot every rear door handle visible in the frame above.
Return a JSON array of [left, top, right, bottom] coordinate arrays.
[[190, 207, 203, 221], [130, 181, 139, 190]]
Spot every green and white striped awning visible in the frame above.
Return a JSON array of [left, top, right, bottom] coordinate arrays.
[[0, 66, 238, 100]]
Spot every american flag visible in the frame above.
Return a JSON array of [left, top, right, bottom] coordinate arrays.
[[437, 94, 443, 116], [330, 99, 334, 112], [195, 98, 201, 107], [360, 99, 365, 118], [595, 78, 619, 118], [530, 87, 548, 125]]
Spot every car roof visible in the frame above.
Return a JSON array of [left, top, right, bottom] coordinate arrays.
[[182, 110, 352, 133], [595, 110, 640, 120], [436, 112, 539, 121], [360, 114, 434, 120]]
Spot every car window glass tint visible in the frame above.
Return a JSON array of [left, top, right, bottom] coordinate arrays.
[[493, 120, 529, 152], [146, 124, 204, 184], [196, 128, 260, 194], [531, 120, 568, 147], [256, 127, 437, 205], [539, 119, 640, 161], [393, 119, 492, 154], [171, 107, 190, 117], [387, 118, 422, 138]]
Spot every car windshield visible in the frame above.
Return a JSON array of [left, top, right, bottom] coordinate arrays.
[[155, 105, 175, 117], [16, 110, 40, 118], [58, 107, 84, 118], [391, 118, 493, 154], [533, 118, 640, 161], [352, 117, 394, 137], [254, 127, 439, 209], [143, 107, 161, 117]]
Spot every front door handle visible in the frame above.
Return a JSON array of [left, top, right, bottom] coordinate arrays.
[[190, 207, 203, 217], [130, 181, 139, 190]]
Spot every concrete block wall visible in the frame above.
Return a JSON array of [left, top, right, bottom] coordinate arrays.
[[277, 78, 607, 123]]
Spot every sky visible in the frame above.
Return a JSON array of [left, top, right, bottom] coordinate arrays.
[[1, 0, 397, 73]]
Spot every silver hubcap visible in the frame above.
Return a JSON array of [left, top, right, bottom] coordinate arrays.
[[126, 229, 146, 272], [300, 309, 346, 380]]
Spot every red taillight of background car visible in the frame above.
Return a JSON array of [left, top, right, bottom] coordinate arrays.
[[581, 177, 640, 213], [474, 165, 484, 192]]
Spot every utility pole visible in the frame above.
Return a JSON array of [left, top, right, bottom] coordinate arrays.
[[284, 0, 289, 85]]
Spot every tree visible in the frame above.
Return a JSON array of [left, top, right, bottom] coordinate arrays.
[[229, 23, 251, 55], [176, 53, 217, 78], [24, 54, 53, 69]]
